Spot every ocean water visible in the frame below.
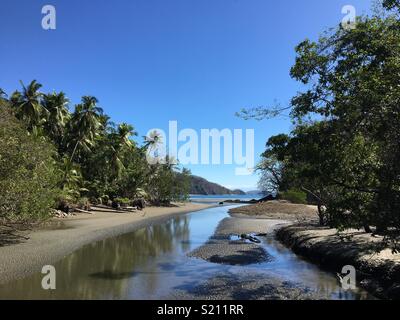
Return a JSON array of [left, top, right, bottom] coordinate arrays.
[[190, 194, 263, 202]]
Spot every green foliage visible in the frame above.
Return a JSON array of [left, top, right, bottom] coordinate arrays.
[[114, 197, 131, 206], [383, 0, 400, 11], [1, 80, 191, 223], [146, 160, 191, 205], [246, 3, 400, 237], [278, 189, 307, 204], [77, 197, 91, 209], [42, 91, 70, 148], [0, 102, 60, 222]]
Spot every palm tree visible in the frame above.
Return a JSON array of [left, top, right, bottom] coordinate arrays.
[[59, 157, 84, 200], [142, 130, 166, 166], [0, 88, 7, 100], [13, 80, 47, 132], [142, 130, 163, 151], [109, 123, 138, 178], [117, 123, 137, 148], [42, 91, 70, 145], [67, 96, 103, 163]]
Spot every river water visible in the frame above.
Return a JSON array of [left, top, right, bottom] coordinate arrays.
[[0, 206, 372, 300]]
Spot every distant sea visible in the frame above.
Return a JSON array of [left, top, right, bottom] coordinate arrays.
[[190, 194, 263, 202]]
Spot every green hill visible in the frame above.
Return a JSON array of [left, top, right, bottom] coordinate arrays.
[[190, 176, 245, 195]]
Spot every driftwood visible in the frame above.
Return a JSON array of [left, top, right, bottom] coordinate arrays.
[[74, 208, 93, 214]]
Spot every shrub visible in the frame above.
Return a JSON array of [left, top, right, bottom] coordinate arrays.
[[278, 189, 307, 204], [77, 197, 91, 210], [0, 104, 60, 222], [114, 197, 130, 206]]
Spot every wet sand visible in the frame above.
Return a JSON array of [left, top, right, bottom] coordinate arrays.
[[0, 202, 214, 284], [172, 271, 321, 300], [229, 200, 318, 222], [189, 216, 289, 265], [183, 216, 325, 300]]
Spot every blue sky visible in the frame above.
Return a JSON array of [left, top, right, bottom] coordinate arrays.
[[0, 0, 373, 191]]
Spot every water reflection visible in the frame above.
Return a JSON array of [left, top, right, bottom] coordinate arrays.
[[0, 215, 191, 299], [0, 206, 373, 300]]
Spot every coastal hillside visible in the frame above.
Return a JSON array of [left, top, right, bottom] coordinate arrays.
[[190, 176, 245, 195], [246, 190, 262, 195]]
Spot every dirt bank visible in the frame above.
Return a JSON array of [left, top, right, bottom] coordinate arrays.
[[229, 200, 318, 222], [276, 224, 400, 299]]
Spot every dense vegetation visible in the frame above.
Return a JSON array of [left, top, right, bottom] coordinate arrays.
[[239, 2, 400, 242], [189, 175, 245, 195], [0, 83, 190, 223]]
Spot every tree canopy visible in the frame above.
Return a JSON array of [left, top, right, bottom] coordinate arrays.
[[0, 82, 190, 223], [241, 2, 400, 241]]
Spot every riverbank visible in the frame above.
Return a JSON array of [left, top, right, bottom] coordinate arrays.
[[229, 200, 318, 222], [229, 200, 400, 300], [182, 214, 352, 300], [277, 225, 400, 299], [184, 216, 318, 300], [0, 202, 214, 284]]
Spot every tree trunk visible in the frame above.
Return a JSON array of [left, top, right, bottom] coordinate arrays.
[[70, 140, 79, 163], [317, 203, 325, 226], [364, 225, 372, 233]]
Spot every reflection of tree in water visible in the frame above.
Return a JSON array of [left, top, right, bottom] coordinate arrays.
[[0, 216, 190, 299]]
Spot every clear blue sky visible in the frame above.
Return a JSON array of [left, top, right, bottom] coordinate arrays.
[[0, 0, 373, 191]]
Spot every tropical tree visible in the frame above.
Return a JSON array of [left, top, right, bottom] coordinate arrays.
[[0, 102, 60, 222], [42, 92, 70, 147], [67, 96, 103, 163], [0, 88, 7, 100], [108, 123, 137, 179], [11, 80, 47, 133], [1, 81, 192, 223], [58, 157, 85, 201], [143, 130, 163, 151], [239, 3, 400, 236], [383, 0, 400, 11]]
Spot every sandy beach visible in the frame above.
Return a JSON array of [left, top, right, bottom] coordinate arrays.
[[0, 202, 214, 285]]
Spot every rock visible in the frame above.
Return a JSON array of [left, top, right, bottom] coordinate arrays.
[[387, 283, 400, 299], [256, 233, 268, 237], [132, 198, 146, 210], [112, 201, 121, 210], [257, 194, 276, 203], [240, 234, 261, 244], [52, 209, 70, 219]]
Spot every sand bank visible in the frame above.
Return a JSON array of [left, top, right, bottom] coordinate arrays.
[[0, 202, 214, 284]]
